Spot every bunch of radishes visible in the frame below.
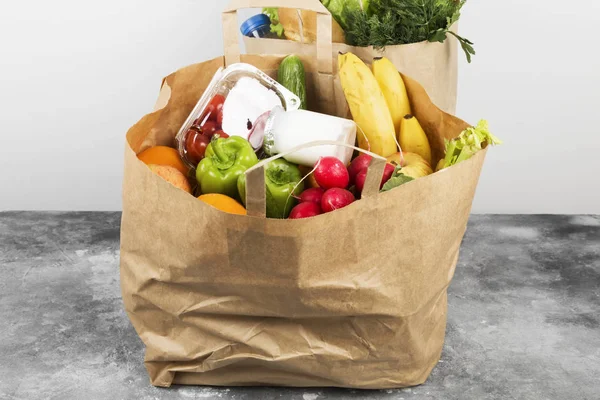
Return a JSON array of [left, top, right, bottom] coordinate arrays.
[[289, 156, 395, 219]]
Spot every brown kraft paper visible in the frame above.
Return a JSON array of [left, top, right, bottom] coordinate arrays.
[[120, 0, 487, 389], [242, 0, 458, 114]]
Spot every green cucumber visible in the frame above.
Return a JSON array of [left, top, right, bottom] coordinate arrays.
[[277, 55, 307, 110]]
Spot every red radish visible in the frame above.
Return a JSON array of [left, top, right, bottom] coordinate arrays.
[[348, 154, 373, 185], [354, 170, 367, 193], [299, 188, 325, 205], [382, 163, 396, 183], [314, 157, 350, 189], [355, 163, 396, 193], [321, 188, 355, 213], [289, 202, 322, 219]]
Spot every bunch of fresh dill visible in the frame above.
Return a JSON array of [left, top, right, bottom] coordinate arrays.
[[343, 0, 475, 62]]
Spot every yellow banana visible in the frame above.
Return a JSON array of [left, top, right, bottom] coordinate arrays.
[[399, 115, 432, 165], [387, 152, 433, 179], [436, 159, 445, 172], [338, 52, 398, 157], [372, 57, 411, 137]]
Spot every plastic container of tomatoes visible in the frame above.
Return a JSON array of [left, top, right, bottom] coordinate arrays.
[[175, 63, 301, 169]]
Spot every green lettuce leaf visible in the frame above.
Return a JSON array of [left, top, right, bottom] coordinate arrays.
[[263, 8, 284, 37], [381, 165, 414, 192], [321, 0, 370, 31], [442, 120, 502, 168]]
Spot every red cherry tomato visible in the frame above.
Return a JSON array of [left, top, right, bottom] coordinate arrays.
[[200, 120, 218, 137], [205, 94, 225, 122], [213, 130, 229, 139], [192, 117, 203, 128], [185, 129, 211, 165]]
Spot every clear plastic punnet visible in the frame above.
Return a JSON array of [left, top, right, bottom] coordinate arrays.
[[175, 63, 301, 169]]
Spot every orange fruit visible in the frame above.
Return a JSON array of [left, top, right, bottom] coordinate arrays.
[[198, 194, 247, 215], [138, 146, 188, 175], [148, 165, 192, 194]]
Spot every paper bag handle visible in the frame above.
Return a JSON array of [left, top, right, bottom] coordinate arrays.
[[222, 0, 334, 75], [244, 140, 387, 218]]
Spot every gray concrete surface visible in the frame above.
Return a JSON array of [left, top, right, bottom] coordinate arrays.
[[1, 212, 599, 400]]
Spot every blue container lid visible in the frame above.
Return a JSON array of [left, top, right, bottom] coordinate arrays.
[[240, 14, 271, 37]]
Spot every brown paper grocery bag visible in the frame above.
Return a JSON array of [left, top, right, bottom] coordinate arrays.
[[225, 0, 338, 117], [242, 0, 458, 114], [120, 0, 486, 389], [277, 8, 346, 43]]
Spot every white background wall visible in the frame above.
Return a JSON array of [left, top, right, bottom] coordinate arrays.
[[1, 0, 599, 213]]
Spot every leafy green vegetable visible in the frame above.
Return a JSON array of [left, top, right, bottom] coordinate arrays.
[[321, 0, 370, 31], [428, 4, 475, 62], [441, 120, 502, 168], [381, 165, 414, 192], [263, 8, 284, 37], [343, 0, 475, 62]]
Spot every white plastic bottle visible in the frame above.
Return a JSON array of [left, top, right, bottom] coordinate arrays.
[[263, 106, 357, 167]]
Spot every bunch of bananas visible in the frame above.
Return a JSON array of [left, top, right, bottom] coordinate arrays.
[[338, 53, 433, 168]]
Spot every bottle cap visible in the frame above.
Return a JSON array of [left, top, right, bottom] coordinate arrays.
[[240, 14, 271, 37]]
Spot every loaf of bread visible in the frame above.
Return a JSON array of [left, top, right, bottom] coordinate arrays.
[[278, 8, 346, 44]]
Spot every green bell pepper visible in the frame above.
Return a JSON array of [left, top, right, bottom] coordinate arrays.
[[238, 159, 304, 219], [196, 136, 259, 200]]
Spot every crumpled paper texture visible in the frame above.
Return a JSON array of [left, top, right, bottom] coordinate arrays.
[[120, 53, 486, 388]]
